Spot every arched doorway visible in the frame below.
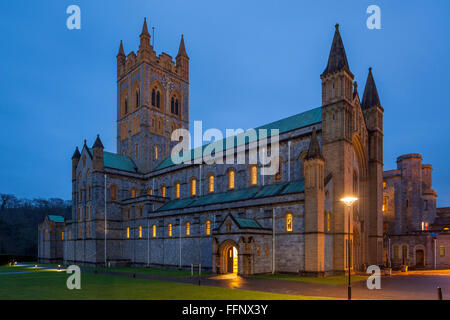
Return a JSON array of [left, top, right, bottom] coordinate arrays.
[[219, 240, 239, 274], [415, 249, 425, 268]]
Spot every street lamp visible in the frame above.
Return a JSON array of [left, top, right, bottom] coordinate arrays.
[[340, 196, 358, 300]]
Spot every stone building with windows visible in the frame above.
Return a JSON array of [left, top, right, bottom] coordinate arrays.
[[38, 21, 386, 275], [383, 154, 450, 269]]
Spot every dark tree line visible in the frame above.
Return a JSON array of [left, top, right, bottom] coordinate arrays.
[[0, 194, 71, 257]]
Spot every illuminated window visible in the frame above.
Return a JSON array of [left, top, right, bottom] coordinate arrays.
[[383, 182, 386, 189], [383, 196, 388, 212], [440, 245, 445, 257], [265, 245, 269, 256], [250, 166, 257, 185], [286, 213, 293, 232], [256, 246, 261, 256], [186, 221, 190, 236], [175, 182, 180, 199], [191, 178, 197, 196], [208, 175, 214, 193], [126, 227, 130, 239], [138, 225, 143, 238], [110, 185, 118, 201], [327, 211, 331, 232], [205, 220, 211, 235], [425, 222, 429, 230], [228, 169, 235, 189], [131, 188, 137, 198], [61, 232, 64, 240], [148, 188, 153, 196], [154, 145, 159, 160], [168, 223, 172, 237], [393, 245, 399, 259], [152, 224, 156, 238], [161, 185, 166, 198]]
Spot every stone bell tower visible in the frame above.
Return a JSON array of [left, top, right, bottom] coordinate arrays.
[[116, 18, 190, 173]]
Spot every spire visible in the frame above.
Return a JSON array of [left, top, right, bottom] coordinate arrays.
[[361, 67, 381, 109], [117, 40, 125, 57], [305, 128, 324, 160], [71, 147, 81, 160], [141, 17, 149, 36], [353, 81, 358, 99], [93, 134, 104, 149], [176, 34, 189, 58], [322, 24, 350, 76]]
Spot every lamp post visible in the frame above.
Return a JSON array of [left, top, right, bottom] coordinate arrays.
[[340, 196, 358, 301]]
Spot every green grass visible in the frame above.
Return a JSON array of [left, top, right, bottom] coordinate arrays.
[[0, 267, 329, 300], [82, 266, 208, 278], [252, 273, 368, 285]]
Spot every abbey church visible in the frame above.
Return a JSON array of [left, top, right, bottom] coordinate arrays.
[[38, 20, 450, 275]]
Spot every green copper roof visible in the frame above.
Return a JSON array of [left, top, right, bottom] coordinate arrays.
[[157, 179, 305, 212], [154, 107, 322, 171], [89, 148, 138, 173], [234, 217, 263, 229], [48, 215, 65, 223]]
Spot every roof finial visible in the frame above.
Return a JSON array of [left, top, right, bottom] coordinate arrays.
[[141, 17, 149, 35], [118, 40, 125, 56], [93, 134, 104, 149], [176, 34, 189, 59]]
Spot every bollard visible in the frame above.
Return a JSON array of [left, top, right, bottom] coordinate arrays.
[[437, 287, 443, 300]]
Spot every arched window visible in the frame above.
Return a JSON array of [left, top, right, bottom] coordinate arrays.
[[110, 185, 118, 201], [393, 245, 399, 259], [175, 182, 180, 199], [131, 188, 137, 199], [135, 89, 140, 108], [124, 98, 128, 114], [138, 225, 143, 238], [171, 97, 175, 114], [402, 245, 408, 263], [250, 166, 257, 185], [186, 221, 190, 236], [87, 185, 92, 201], [151, 88, 156, 106], [156, 91, 161, 108], [152, 224, 156, 238], [175, 99, 179, 115], [61, 231, 64, 240], [327, 211, 332, 232], [191, 178, 197, 196], [205, 220, 211, 235], [87, 225, 91, 237], [126, 227, 130, 239], [168, 223, 172, 237], [286, 213, 293, 232], [154, 145, 159, 160], [228, 169, 235, 189], [161, 185, 166, 198], [208, 174, 214, 193], [383, 196, 388, 212]]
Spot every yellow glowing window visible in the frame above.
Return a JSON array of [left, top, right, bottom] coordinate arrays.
[[383, 182, 387, 189], [186, 221, 190, 236], [440, 245, 445, 257], [327, 211, 331, 232], [161, 185, 166, 198], [138, 225, 142, 238], [286, 213, 293, 232], [126, 227, 130, 239], [148, 188, 153, 196], [383, 196, 388, 212], [175, 182, 180, 198], [131, 188, 137, 198], [61, 232, 64, 240], [191, 178, 197, 196], [168, 223, 172, 237], [152, 224, 156, 237], [250, 166, 257, 185], [205, 220, 211, 235], [154, 146, 159, 160], [208, 175, 214, 193], [228, 170, 235, 189]]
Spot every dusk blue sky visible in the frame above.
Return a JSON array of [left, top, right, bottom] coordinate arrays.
[[1, 1, 449, 206]]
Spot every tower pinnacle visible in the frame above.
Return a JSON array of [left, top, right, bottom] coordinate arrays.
[[361, 67, 381, 109], [322, 24, 350, 76]]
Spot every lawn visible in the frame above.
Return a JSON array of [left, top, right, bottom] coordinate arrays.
[[0, 267, 329, 300], [252, 273, 368, 285]]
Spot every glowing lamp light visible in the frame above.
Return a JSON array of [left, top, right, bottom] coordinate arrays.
[[340, 196, 358, 207]]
